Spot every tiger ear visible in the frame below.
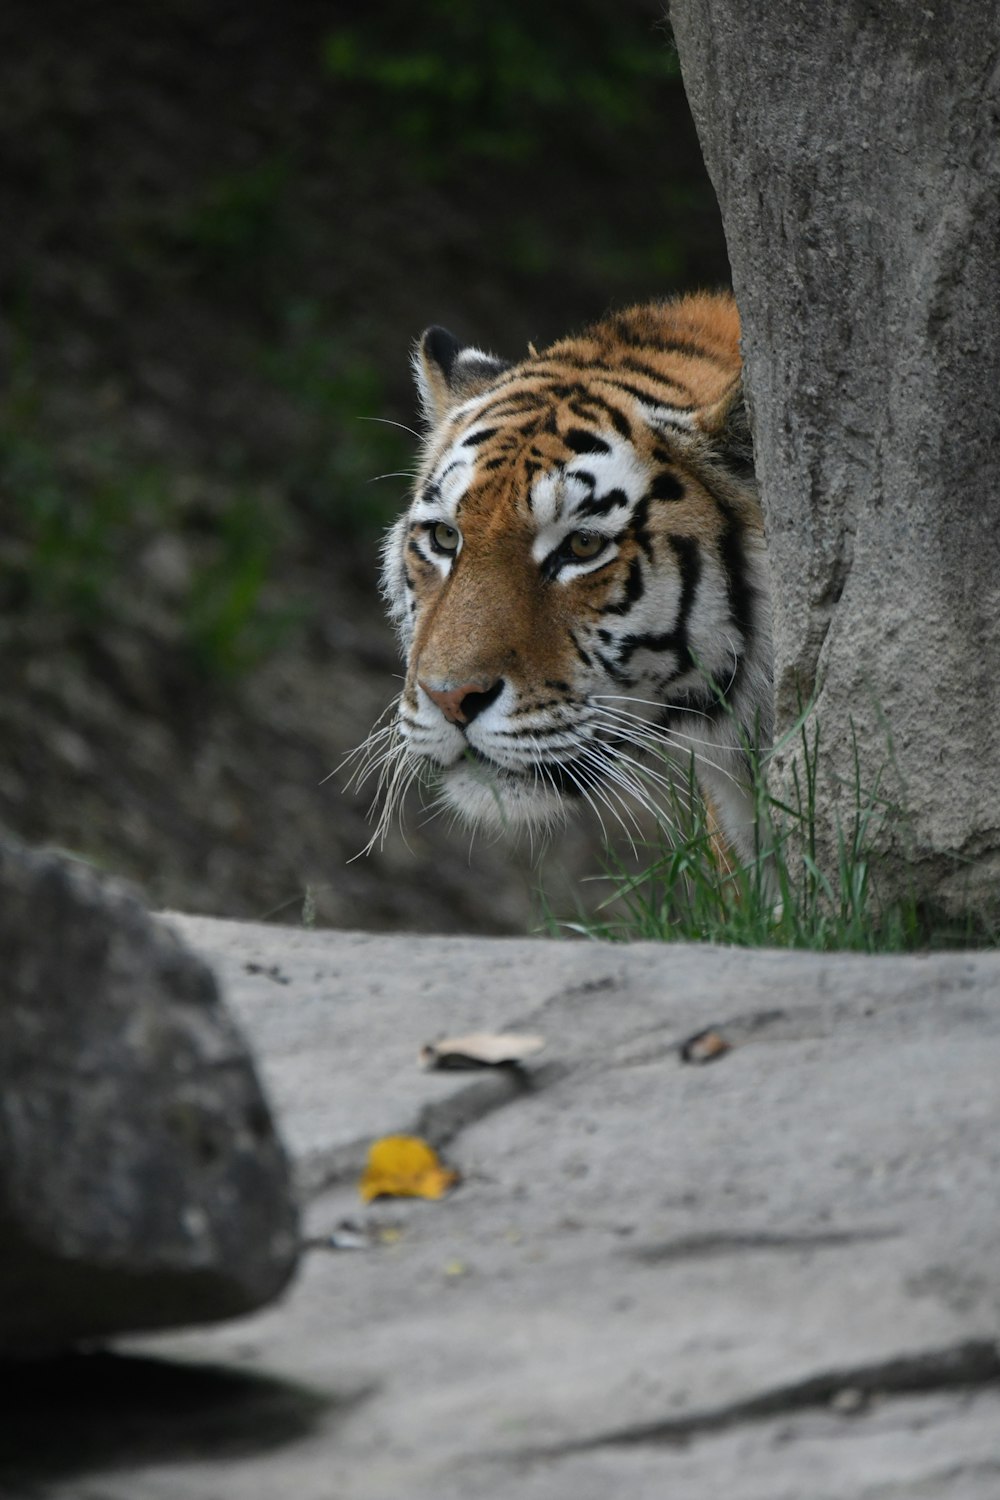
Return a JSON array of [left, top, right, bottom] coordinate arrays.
[[413, 326, 511, 428], [698, 378, 756, 482]]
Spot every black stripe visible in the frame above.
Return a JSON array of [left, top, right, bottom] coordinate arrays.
[[618, 534, 701, 668], [494, 723, 570, 739], [592, 648, 635, 686], [607, 405, 633, 440], [620, 355, 694, 394], [570, 633, 592, 668], [482, 394, 548, 413], [610, 317, 724, 364], [656, 336, 728, 364], [649, 470, 685, 501], [564, 428, 611, 456], [575, 487, 628, 519], [467, 391, 548, 422], [568, 398, 604, 422], [618, 629, 681, 664], [670, 532, 702, 644], [480, 359, 693, 414], [597, 376, 694, 410], [718, 517, 754, 634], [496, 420, 544, 439], [600, 555, 645, 616], [536, 380, 595, 401], [630, 495, 654, 562], [462, 426, 498, 447], [605, 319, 722, 366], [691, 469, 757, 638], [530, 375, 632, 438], [607, 315, 665, 350]]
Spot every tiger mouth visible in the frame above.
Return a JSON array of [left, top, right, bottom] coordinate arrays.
[[451, 747, 584, 798]]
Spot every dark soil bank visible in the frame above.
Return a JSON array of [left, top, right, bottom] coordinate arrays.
[[0, 0, 727, 931]]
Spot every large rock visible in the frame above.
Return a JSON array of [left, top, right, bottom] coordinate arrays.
[[669, 2, 1000, 928], [14, 915, 996, 1500], [0, 845, 299, 1353]]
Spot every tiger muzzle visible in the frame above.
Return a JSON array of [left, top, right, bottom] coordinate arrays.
[[419, 677, 504, 726]]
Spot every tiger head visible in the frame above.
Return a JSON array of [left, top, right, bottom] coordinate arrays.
[[375, 293, 772, 861]]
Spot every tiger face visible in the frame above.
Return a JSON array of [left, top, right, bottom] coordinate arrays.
[[374, 293, 772, 862]]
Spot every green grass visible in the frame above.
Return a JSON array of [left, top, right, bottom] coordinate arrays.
[[547, 710, 971, 953]]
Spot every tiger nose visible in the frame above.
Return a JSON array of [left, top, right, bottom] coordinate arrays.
[[419, 678, 504, 725]]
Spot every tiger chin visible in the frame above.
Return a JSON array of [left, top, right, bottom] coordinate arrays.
[[369, 292, 773, 867]]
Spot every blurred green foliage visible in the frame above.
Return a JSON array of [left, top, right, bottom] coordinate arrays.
[[172, 157, 292, 264], [321, 2, 679, 170], [260, 301, 412, 533], [182, 494, 304, 678], [0, 338, 299, 680]]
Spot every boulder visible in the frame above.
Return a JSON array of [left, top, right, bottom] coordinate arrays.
[[670, 2, 1000, 928], [0, 843, 299, 1354]]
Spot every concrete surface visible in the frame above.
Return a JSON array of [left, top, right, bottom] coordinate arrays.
[[7, 916, 999, 1499]]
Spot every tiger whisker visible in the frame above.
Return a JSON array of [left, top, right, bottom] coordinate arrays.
[[336, 731, 400, 792], [565, 744, 663, 856], [573, 744, 654, 831], [333, 697, 403, 782], [587, 705, 746, 791], [360, 736, 425, 853], [590, 692, 717, 724], [358, 415, 423, 440], [515, 733, 615, 848], [551, 758, 616, 851], [578, 742, 685, 844]]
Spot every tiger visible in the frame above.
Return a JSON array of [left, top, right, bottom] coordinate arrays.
[[369, 292, 772, 867]]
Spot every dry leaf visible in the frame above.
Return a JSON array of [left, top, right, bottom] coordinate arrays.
[[679, 1027, 732, 1065], [359, 1135, 459, 1203], [420, 1031, 546, 1070]]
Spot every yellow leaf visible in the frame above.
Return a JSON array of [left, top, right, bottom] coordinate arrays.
[[359, 1135, 459, 1204]]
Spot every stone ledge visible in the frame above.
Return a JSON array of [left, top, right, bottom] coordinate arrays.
[[12, 914, 1000, 1499]]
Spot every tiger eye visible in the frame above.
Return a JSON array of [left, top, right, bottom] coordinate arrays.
[[568, 529, 604, 560], [431, 522, 460, 553]]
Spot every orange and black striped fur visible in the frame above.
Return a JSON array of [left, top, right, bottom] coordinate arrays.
[[369, 293, 772, 863]]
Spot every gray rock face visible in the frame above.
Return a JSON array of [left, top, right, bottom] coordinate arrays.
[[670, 3, 1000, 928], [15, 915, 994, 1500], [0, 845, 299, 1353]]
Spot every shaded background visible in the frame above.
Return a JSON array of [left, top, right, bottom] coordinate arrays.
[[0, 0, 728, 933]]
